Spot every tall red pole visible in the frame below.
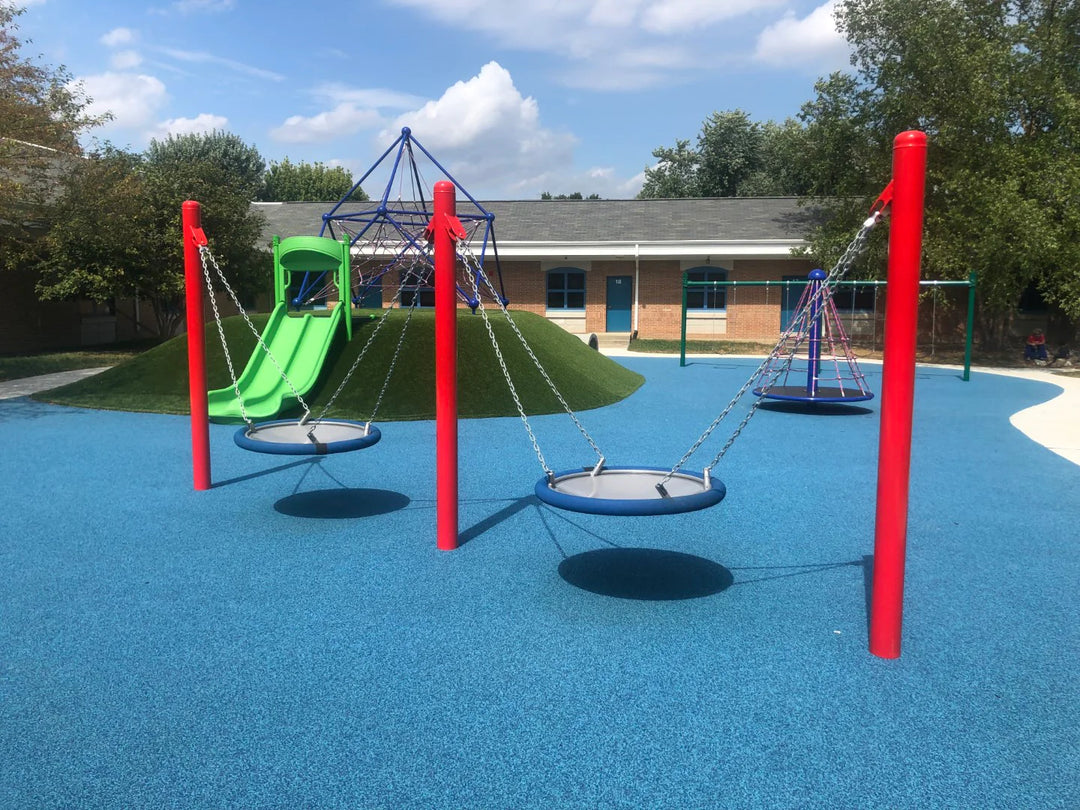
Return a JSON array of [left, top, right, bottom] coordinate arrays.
[[433, 181, 459, 550], [870, 131, 927, 658], [182, 200, 211, 491]]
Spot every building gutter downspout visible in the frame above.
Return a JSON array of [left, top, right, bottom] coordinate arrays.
[[633, 243, 640, 337]]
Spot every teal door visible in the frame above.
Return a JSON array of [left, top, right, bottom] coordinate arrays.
[[606, 276, 633, 332]]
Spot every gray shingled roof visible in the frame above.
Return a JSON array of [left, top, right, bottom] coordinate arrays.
[[252, 197, 820, 246]]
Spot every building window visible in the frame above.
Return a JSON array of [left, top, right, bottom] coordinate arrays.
[[547, 268, 586, 310], [685, 267, 727, 310], [399, 264, 434, 308], [832, 284, 876, 312]]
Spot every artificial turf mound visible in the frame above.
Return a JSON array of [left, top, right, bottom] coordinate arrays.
[[37, 309, 644, 420]]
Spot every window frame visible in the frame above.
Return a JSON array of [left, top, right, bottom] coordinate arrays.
[[399, 264, 435, 309], [684, 267, 728, 312], [545, 267, 587, 311], [831, 283, 877, 314]]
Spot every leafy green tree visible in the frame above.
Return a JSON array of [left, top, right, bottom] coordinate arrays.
[[0, 4, 106, 266], [638, 113, 812, 198], [695, 110, 763, 197], [258, 157, 368, 202], [35, 132, 269, 337], [34, 147, 149, 315], [142, 131, 268, 335], [741, 119, 815, 197], [637, 138, 699, 198], [798, 0, 1080, 346]]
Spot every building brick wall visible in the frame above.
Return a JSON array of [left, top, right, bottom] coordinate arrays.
[[485, 256, 817, 341]]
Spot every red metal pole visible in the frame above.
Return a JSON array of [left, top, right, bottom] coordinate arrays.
[[433, 181, 459, 550], [870, 131, 927, 658], [182, 200, 211, 491]]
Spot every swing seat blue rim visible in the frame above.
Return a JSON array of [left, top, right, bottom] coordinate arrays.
[[753, 386, 875, 404], [534, 466, 726, 517], [233, 419, 381, 455]]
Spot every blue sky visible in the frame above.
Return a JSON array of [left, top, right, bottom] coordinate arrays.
[[16, 0, 853, 199]]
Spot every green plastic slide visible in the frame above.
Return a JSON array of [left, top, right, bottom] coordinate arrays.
[[207, 302, 345, 421]]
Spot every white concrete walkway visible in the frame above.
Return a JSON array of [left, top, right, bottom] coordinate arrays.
[[0, 367, 111, 400], [993, 367, 1080, 467]]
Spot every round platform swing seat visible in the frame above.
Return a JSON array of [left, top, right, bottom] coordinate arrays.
[[233, 419, 382, 455], [753, 385, 875, 404], [534, 465, 726, 516]]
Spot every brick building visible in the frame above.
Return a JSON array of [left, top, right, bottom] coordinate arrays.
[[254, 197, 821, 342]]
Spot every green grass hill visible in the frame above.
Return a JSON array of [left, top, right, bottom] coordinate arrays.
[[36, 309, 644, 420]]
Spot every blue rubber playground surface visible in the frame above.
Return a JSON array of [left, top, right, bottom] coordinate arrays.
[[1, 355, 1077, 808]]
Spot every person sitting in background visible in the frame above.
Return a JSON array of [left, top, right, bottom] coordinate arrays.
[[1025, 329, 1049, 364]]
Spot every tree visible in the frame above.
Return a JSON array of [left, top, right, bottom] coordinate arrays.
[[695, 110, 763, 197], [0, 4, 106, 265], [142, 131, 269, 335], [797, 0, 1080, 347], [539, 191, 601, 200], [638, 138, 699, 198], [34, 147, 150, 314], [638, 113, 812, 199], [35, 132, 269, 337], [258, 157, 368, 202]]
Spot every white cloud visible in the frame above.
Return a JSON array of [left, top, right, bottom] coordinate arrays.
[[271, 104, 385, 144], [110, 50, 143, 70], [159, 48, 284, 82], [149, 113, 229, 140], [383, 0, 782, 90], [640, 0, 785, 34], [269, 83, 425, 144], [314, 83, 426, 110], [75, 72, 168, 130], [382, 62, 576, 196], [754, 1, 850, 69], [100, 28, 136, 48]]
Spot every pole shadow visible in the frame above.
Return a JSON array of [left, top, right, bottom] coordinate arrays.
[[458, 495, 541, 547], [211, 457, 323, 488], [558, 547, 733, 601]]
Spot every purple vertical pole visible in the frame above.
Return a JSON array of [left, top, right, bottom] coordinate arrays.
[[805, 269, 826, 396]]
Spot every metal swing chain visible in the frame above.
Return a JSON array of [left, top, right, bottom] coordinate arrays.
[[199, 245, 251, 426], [199, 244, 313, 421], [466, 258, 555, 476], [366, 288, 420, 423], [312, 275, 420, 429], [660, 212, 883, 486], [463, 245, 606, 466]]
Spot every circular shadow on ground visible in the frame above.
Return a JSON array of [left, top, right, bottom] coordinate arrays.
[[274, 488, 410, 519], [558, 548, 733, 601], [757, 400, 874, 416]]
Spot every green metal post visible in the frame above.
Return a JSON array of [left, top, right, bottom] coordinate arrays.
[[272, 235, 283, 306], [680, 271, 689, 367], [963, 272, 976, 381], [339, 237, 352, 340]]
